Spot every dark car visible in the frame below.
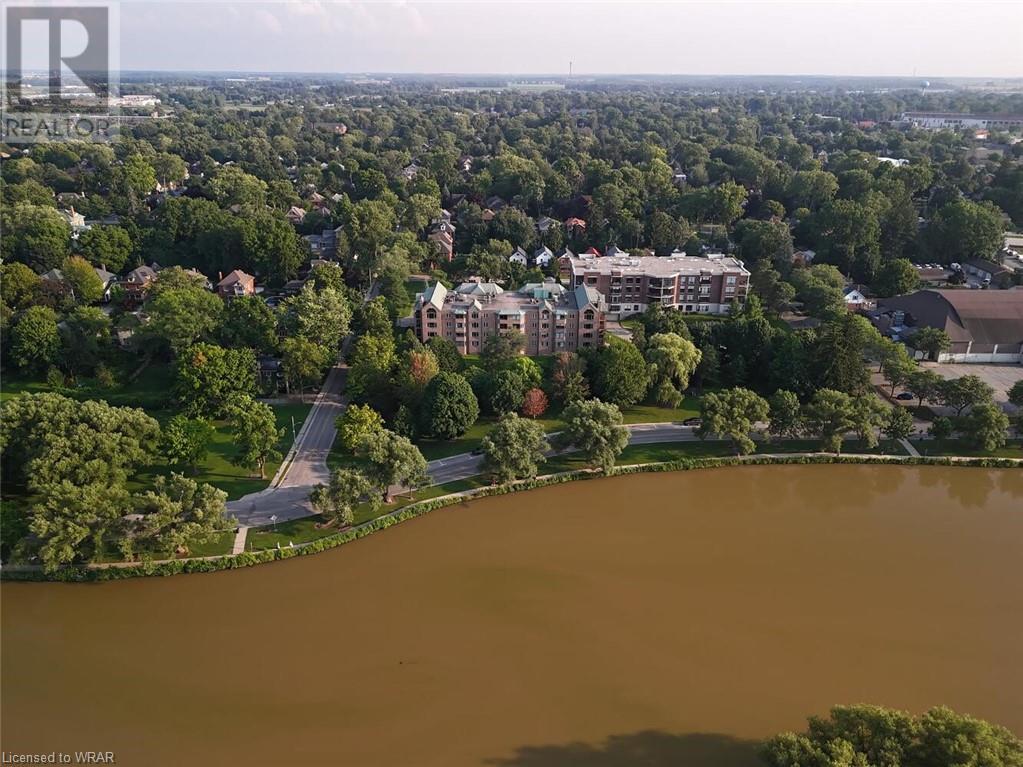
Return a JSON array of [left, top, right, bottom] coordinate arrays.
[[470, 447, 484, 456], [682, 417, 702, 427], [895, 392, 915, 401]]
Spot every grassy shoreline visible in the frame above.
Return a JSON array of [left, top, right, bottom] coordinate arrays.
[[4, 452, 1019, 582]]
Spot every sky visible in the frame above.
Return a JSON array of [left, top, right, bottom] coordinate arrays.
[[110, 0, 1022, 77]]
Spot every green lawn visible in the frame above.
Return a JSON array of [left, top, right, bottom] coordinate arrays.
[[404, 277, 428, 297], [618, 397, 700, 424], [89, 529, 236, 564], [910, 438, 1023, 459], [3, 365, 312, 501], [540, 438, 908, 474], [410, 398, 700, 462], [0, 361, 173, 409], [132, 402, 312, 501]]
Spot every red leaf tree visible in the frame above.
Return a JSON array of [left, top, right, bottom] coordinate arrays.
[[521, 387, 549, 419]]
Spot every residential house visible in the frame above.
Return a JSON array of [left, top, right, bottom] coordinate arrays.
[[792, 249, 816, 266], [286, 206, 307, 224], [484, 196, 508, 212], [58, 207, 90, 238], [124, 264, 161, 301], [536, 216, 558, 234], [564, 217, 586, 237], [216, 269, 256, 299], [304, 225, 343, 257], [413, 278, 606, 355], [428, 230, 455, 263], [842, 287, 871, 311], [509, 246, 528, 266], [534, 246, 555, 268], [94, 266, 117, 301]]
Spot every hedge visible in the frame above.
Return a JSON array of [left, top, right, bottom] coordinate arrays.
[[3, 453, 1020, 582]]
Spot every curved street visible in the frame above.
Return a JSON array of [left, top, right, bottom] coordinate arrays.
[[228, 418, 702, 526]]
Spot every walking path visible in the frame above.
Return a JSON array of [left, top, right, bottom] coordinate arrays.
[[899, 438, 921, 457], [231, 527, 248, 555]]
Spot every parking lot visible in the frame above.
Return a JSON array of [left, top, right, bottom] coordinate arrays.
[[924, 362, 1023, 413]]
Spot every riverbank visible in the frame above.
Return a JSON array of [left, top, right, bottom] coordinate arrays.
[[3, 452, 1019, 582]]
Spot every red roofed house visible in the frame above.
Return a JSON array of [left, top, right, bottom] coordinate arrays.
[[217, 270, 256, 299], [565, 217, 587, 237]]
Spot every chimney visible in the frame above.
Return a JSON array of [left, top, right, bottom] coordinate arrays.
[[218, 271, 223, 281]]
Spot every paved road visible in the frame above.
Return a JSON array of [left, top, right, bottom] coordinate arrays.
[[226, 364, 347, 527], [229, 420, 702, 527], [226, 283, 377, 528]]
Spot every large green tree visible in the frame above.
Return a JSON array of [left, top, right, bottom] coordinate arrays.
[[698, 387, 770, 454], [0, 203, 70, 272], [175, 343, 257, 417], [590, 336, 650, 407], [763, 705, 1023, 767], [145, 274, 224, 356], [419, 372, 480, 439], [924, 199, 1005, 265], [554, 399, 629, 474], [281, 284, 351, 351], [959, 402, 1010, 452], [10, 306, 60, 372], [127, 474, 230, 558], [310, 468, 379, 527], [160, 414, 215, 473], [219, 294, 279, 354], [281, 337, 330, 396], [357, 429, 429, 502], [77, 226, 133, 272], [1, 393, 159, 493], [226, 395, 283, 479], [480, 413, 549, 483], [645, 332, 701, 408], [804, 389, 856, 453]]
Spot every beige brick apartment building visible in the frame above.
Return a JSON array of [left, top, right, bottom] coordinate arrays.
[[559, 252, 750, 318], [413, 279, 606, 355]]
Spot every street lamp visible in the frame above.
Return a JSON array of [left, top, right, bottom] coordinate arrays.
[[270, 514, 278, 532]]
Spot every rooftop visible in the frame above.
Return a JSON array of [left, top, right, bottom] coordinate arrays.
[[419, 280, 603, 315], [564, 252, 748, 277], [879, 289, 1023, 346]]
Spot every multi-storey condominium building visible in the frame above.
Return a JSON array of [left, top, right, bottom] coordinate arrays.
[[413, 278, 606, 356], [559, 252, 750, 318], [900, 112, 1023, 131]]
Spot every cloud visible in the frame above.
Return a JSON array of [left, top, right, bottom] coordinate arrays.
[[254, 7, 283, 34]]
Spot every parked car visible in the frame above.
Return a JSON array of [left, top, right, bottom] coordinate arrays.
[[895, 392, 915, 401]]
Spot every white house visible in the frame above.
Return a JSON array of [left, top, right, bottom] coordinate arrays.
[[509, 246, 528, 266], [842, 287, 871, 310], [533, 246, 555, 267]]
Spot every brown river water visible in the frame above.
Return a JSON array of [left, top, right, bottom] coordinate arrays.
[[2, 465, 1022, 767]]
